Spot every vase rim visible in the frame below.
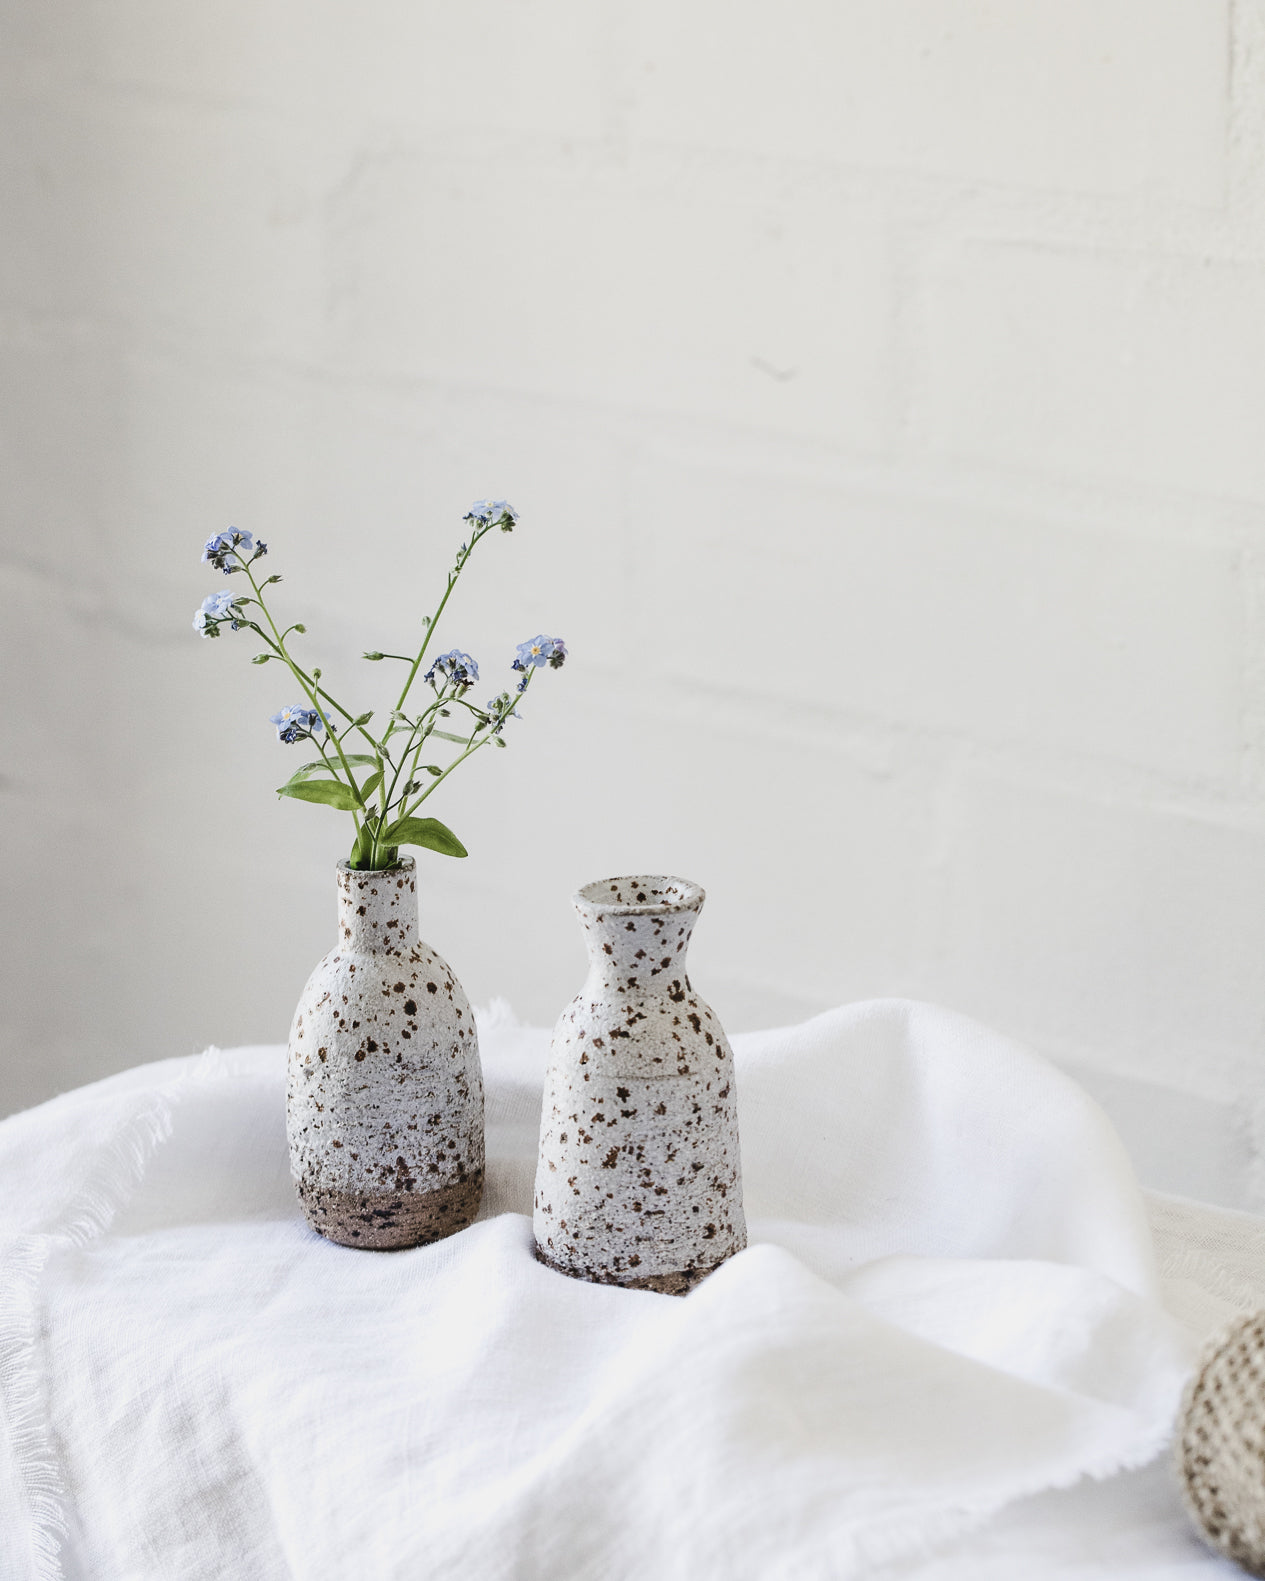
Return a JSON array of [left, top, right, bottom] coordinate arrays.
[[575, 874, 704, 917], [336, 856, 416, 877]]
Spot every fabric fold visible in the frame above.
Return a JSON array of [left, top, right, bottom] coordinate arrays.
[[0, 1002, 1234, 1580]]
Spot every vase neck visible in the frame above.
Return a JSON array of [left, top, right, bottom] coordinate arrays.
[[575, 875, 703, 999], [336, 861, 419, 954]]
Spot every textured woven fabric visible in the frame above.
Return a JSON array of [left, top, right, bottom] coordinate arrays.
[[1179, 1310, 1265, 1575], [0, 999, 1251, 1580]]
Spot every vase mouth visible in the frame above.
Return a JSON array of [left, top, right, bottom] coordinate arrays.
[[336, 856, 416, 878], [575, 874, 704, 917]]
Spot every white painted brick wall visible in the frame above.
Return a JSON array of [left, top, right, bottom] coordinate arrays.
[[628, 458, 1245, 783], [929, 769, 1265, 1099], [321, 157, 894, 447], [926, 243, 1265, 502], [5, 2, 1265, 1208], [624, 0, 1229, 201]]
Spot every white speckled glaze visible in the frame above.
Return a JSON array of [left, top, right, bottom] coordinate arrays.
[[286, 857, 484, 1250], [533, 875, 747, 1294]]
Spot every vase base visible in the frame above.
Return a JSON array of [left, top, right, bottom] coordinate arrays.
[[532, 1241, 735, 1296], [299, 1172, 484, 1251]]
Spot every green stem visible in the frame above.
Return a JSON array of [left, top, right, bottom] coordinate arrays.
[[377, 688, 485, 831], [317, 735, 363, 845], [377, 684, 476, 823], [391, 518, 495, 722], [244, 595, 379, 755], [397, 670, 533, 823], [241, 557, 366, 808]]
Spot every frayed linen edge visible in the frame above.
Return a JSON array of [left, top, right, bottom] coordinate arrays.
[[0, 1239, 70, 1581], [0, 1042, 1186, 1581], [0, 1052, 234, 1581], [812, 1415, 1177, 1579], [1156, 1241, 1265, 1321]]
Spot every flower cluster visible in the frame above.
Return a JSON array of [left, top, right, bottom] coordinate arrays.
[[483, 692, 521, 735], [425, 650, 480, 691], [269, 705, 324, 745], [202, 529, 266, 574], [194, 499, 568, 870], [193, 590, 243, 638], [463, 499, 518, 532], [512, 634, 567, 691]]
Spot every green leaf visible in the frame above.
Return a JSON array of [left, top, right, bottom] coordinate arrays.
[[349, 824, 373, 868], [287, 754, 377, 784], [381, 816, 468, 858], [360, 770, 383, 802], [347, 828, 401, 871], [429, 730, 468, 744], [277, 779, 362, 810]]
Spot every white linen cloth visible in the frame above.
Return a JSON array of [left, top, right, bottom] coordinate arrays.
[[0, 999, 1254, 1580]]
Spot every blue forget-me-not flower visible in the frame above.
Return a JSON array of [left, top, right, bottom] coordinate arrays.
[[202, 529, 266, 574], [511, 634, 566, 692], [269, 705, 324, 744], [512, 635, 566, 670], [425, 650, 480, 690], [463, 499, 518, 532], [193, 590, 243, 638], [484, 694, 521, 734]]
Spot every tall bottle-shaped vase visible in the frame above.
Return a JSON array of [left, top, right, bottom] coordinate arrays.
[[534, 875, 746, 1294], [287, 857, 484, 1249]]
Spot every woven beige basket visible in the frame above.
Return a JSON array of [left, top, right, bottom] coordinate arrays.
[[1177, 1309, 1265, 1576]]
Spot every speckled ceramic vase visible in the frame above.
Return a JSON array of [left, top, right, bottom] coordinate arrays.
[[533, 875, 746, 1294], [286, 857, 484, 1250]]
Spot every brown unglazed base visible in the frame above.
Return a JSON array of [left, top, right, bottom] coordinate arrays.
[[299, 1172, 484, 1251], [532, 1242, 730, 1296]]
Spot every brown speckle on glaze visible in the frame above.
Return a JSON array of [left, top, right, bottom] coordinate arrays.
[[297, 1174, 484, 1252], [532, 874, 746, 1295], [286, 856, 485, 1251]]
